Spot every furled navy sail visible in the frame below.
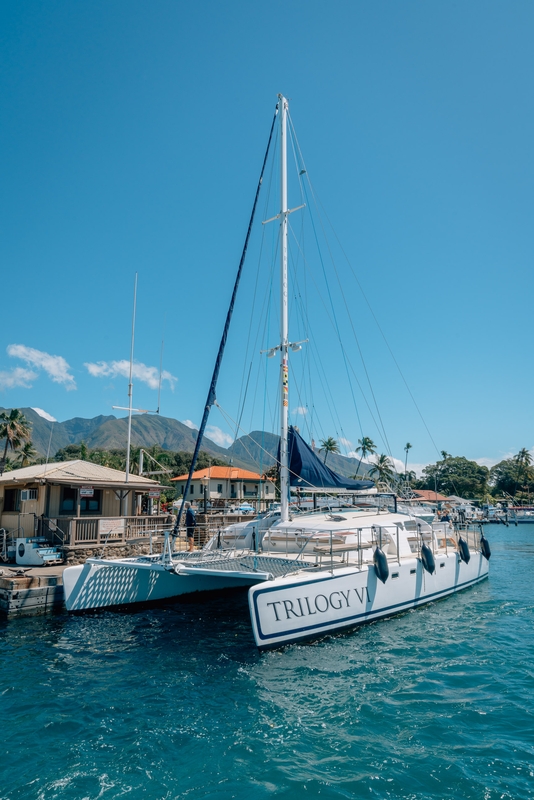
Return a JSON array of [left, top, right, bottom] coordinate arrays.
[[283, 426, 375, 490]]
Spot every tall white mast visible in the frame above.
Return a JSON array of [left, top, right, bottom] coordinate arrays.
[[279, 94, 290, 524], [125, 272, 138, 484]]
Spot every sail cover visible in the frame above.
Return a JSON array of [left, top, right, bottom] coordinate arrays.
[[284, 427, 375, 491]]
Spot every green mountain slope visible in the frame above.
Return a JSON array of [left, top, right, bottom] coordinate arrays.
[[1, 408, 372, 478], [0, 407, 116, 457], [227, 429, 372, 479]]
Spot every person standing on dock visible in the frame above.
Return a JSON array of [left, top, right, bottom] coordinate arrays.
[[185, 502, 196, 552]]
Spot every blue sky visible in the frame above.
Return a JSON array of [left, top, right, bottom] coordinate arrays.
[[1, 1, 533, 472]]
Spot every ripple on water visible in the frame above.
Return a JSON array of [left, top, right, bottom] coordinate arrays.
[[1, 525, 534, 799]]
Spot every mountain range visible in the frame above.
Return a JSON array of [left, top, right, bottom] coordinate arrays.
[[0, 408, 371, 478]]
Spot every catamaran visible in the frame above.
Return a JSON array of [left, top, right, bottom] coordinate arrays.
[[63, 95, 491, 648]]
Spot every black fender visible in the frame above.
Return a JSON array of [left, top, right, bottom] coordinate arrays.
[[480, 534, 491, 560], [420, 542, 436, 574], [373, 547, 389, 584], [458, 536, 471, 564]]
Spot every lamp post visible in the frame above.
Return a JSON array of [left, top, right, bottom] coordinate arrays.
[[201, 477, 209, 514]]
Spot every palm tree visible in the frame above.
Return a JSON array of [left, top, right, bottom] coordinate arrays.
[[0, 409, 32, 475], [369, 454, 396, 485], [15, 440, 37, 467], [404, 443, 412, 474], [515, 448, 533, 496], [319, 437, 339, 465], [355, 436, 376, 477]]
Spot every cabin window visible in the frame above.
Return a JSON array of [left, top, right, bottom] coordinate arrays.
[[392, 572, 399, 579], [80, 489, 102, 516], [410, 568, 416, 575], [60, 487, 77, 513], [440, 562, 445, 568], [4, 488, 20, 512]]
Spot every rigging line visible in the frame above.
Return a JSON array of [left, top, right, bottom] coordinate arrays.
[[285, 124, 363, 439], [286, 217, 393, 455], [242, 238, 279, 438], [310, 186, 442, 459], [299, 176, 394, 460], [286, 221, 364, 438], [173, 102, 279, 530], [288, 116, 392, 453], [214, 401, 355, 501], [140, 449, 172, 474], [287, 226, 390, 453], [235, 360, 253, 442], [233, 129, 280, 438]]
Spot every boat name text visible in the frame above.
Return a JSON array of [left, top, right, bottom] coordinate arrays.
[[266, 586, 370, 622]]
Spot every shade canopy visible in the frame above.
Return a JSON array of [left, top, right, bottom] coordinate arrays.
[[284, 427, 375, 491]]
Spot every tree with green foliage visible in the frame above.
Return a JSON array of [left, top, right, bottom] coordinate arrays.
[[489, 448, 534, 500], [354, 436, 376, 477], [0, 408, 32, 475], [369, 454, 396, 485], [416, 455, 489, 500], [15, 440, 37, 467], [319, 437, 339, 465]]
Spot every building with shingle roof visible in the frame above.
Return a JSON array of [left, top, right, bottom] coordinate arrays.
[[0, 460, 165, 541]]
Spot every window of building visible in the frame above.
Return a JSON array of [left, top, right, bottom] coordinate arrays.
[[60, 487, 77, 514], [4, 488, 20, 512], [190, 485, 194, 494], [80, 489, 102, 515], [217, 484, 223, 493]]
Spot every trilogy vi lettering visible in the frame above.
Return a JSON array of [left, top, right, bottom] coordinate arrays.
[[266, 586, 371, 623]]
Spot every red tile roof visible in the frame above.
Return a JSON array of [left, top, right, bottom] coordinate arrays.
[[412, 489, 448, 503], [171, 466, 262, 482]]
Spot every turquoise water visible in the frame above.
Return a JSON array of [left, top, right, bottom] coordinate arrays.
[[1, 525, 533, 800]]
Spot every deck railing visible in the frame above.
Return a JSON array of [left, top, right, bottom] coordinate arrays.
[[45, 515, 171, 547]]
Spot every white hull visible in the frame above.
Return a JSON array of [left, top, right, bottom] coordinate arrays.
[[63, 556, 270, 611], [248, 551, 489, 648]]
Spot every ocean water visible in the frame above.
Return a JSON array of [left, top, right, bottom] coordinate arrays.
[[1, 525, 533, 800]]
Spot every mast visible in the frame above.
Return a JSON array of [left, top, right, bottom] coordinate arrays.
[[125, 272, 138, 486], [279, 94, 290, 524]]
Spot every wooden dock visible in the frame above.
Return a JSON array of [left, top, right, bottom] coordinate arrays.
[[0, 565, 67, 618]]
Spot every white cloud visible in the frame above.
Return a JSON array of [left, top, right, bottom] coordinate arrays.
[[8, 344, 76, 390], [0, 367, 37, 390], [182, 419, 197, 430], [292, 406, 308, 416], [339, 437, 352, 448], [406, 462, 428, 477], [85, 359, 177, 390], [31, 407, 57, 422], [206, 425, 233, 447]]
